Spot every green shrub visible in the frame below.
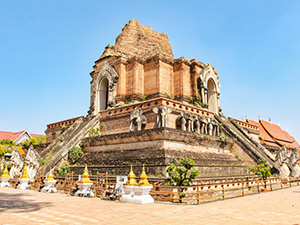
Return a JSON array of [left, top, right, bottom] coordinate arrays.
[[0, 139, 18, 146], [89, 124, 103, 137], [58, 162, 70, 175], [250, 159, 271, 183], [165, 155, 200, 187], [165, 156, 200, 200], [0, 147, 12, 157], [68, 146, 83, 164]]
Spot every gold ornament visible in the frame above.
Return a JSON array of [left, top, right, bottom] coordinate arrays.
[[1, 164, 10, 178], [78, 165, 93, 183], [139, 164, 151, 186], [21, 163, 28, 179], [45, 168, 55, 181], [125, 165, 138, 186]]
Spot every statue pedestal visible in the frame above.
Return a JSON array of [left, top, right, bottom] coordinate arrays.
[[18, 178, 30, 190], [121, 185, 154, 204], [75, 183, 94, 197], [0, 177, 10, 187], [41, 180, 57, 193]]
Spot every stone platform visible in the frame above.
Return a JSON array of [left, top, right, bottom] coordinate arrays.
[[79, 128, 249, 177]]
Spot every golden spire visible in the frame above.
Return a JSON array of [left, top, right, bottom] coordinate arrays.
[[78, 165, 93, 183], [139, 164, 151, 186], [21, 163, 28, 179], [45, 168, 55, 181], [2, 164, 10, 178], [125, 165, 138, 186], [245, 116, 249, 123]]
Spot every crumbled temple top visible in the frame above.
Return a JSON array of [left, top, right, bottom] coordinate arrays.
[[99, 19, 174, 62]]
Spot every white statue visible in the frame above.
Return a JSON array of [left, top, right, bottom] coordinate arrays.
[[25, 146, 40, 180], [287, 148, 300, 177], [274, 146, 290, 178], [9, 148, 24, 179]]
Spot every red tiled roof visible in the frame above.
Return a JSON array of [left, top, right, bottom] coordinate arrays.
[[0, 131, 42, 142], [0, 131, 25, 142], [31, 134, 42, 138], [248, 119, 300, 149]]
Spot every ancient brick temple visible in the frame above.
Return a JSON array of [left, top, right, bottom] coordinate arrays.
[[42, 19, 298, 178]]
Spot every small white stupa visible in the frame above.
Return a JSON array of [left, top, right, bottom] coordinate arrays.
[[121, 165, 154, 204], [75, 165, 94, 197], [18, 163, 30, 190], [1, 164, 11, 187], [41, 168, 57, 193]]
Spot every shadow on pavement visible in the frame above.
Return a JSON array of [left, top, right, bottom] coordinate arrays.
[[0, 192, 52, 213]]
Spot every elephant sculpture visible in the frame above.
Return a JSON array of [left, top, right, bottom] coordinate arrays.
[[152, 106, 172, 128], [211, 119, 220, 136], [130, 109, 147, 131], [194, 115, 201, 133], [176, 111, 194, 132], [207, 118, 213, 136], [199, 116, 208, 134]]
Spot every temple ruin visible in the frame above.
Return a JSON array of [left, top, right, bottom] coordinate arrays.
[[41, 19, 299, 178]]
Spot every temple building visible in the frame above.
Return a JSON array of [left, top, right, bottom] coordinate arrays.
[[42, 19, 299, 178], [0, 130, 41, 144], [248, 118, 300, 152]]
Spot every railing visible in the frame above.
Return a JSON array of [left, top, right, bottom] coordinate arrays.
[[3, 174, 300, 205], [150, 177, 300, 204]]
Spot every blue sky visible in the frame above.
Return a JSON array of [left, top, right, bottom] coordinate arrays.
[[1, 0, 299, 142]]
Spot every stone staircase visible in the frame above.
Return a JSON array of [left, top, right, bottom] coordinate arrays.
[[215, 115, 275, 166], [41, 114, 100, 175]]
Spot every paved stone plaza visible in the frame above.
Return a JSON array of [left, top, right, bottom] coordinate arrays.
[[1, 186, 300, 224]]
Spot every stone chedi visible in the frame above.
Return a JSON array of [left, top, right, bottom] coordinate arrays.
[[75, 165, 94, 197], [41, 168, 57, 193], [18, 163, 30, 190], [42, 19, 299, 178], [121, 165, 154, 204], [80, 19, 253, 177], [1, 164, 11, 187]]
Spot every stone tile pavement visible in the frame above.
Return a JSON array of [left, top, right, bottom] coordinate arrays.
[[1, 186, 300, 224]]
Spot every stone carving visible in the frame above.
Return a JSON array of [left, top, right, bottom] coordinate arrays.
[[287, 148, 300, 177], [194, 116, 201, 133], [274, 146, 290, 178], [176, 113, 221, 138], [176, 111, 194, 132], [130, 110, 147, 131], [152, 106, 172, 128], [9, 148, 24, 178], [207, 118, 213, 136], [211, 119, 220, 136], [199, 116, 208, 134], [25, 146, 40, 180]]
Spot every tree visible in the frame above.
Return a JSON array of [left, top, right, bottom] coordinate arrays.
[[165, 155, 200, 200], [250, 159, 271, 187]]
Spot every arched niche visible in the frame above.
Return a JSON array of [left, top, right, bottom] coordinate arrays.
[[92, 62, 119, 114], [207, 78, 218, 114], [197, 63, 221, 114], [99, 77, 109, 111]]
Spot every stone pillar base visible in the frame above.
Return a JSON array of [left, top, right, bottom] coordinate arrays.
[[18, 179, 30, 190], [75, 183, 94, 197], [41, 180, 57, 193], [0, 177, 10, 187], [121, 185, 154, 204]]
